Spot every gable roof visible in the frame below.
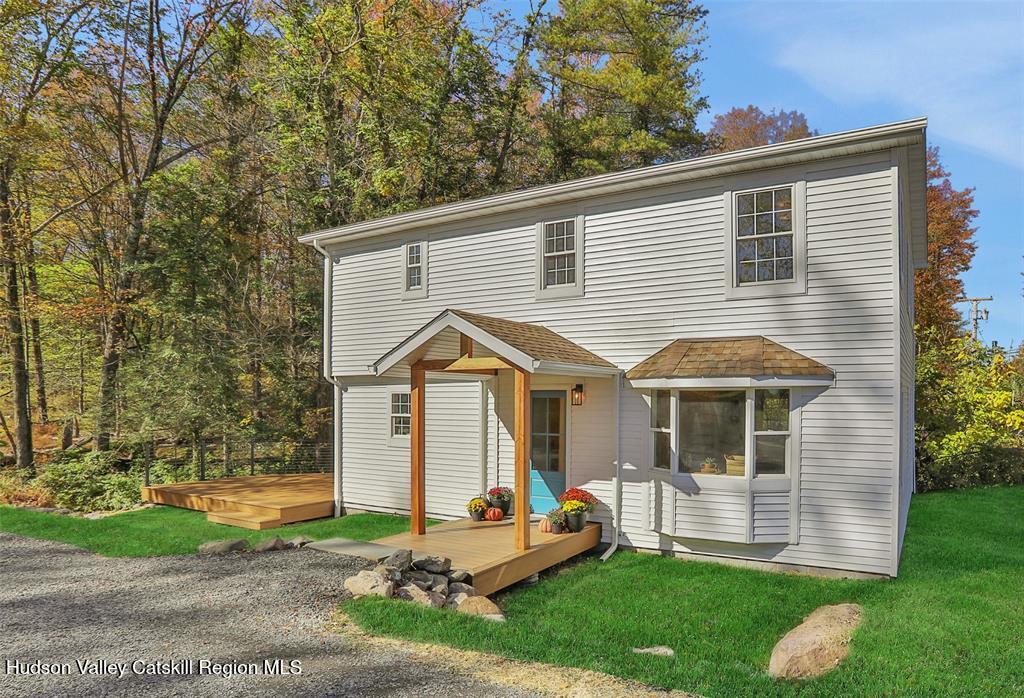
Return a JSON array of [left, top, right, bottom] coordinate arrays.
[[626, 337, 834, 380], [374, 309, 618, 375], [299, 118, 927, 268]]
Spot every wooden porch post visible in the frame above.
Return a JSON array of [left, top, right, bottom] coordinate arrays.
[[411, 366, 426, 535], [514, 367, 531, 551]]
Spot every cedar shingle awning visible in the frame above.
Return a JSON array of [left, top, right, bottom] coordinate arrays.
[[374, 309, 618, 376], [626, 336, 834, 386]]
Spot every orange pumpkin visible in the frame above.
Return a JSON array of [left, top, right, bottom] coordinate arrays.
[[484, 507, 504, 521], [538, 518, 553, 533]]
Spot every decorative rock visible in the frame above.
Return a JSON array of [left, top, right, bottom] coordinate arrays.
[[455, 595, 505, 622], [444, 592, 469, 609], [448, 569, 471, 583], [374, 565, 403, 584], [518, 572, 539, 586], [197, 539, 250, 555], [380, 548, 413, 572], [286, 536, 314, 548], [448, 582, 476, 596], [404, 570, 433, 584], [252, 537, 286, 553], [396, 584, 445, 608], [632, 646, 675, 657], [343, 570, 394, 598], [768, 603, 864, 679], [412, 554, 451, 574], [84, 512, 107, 520], [429, 574, 449, 595]]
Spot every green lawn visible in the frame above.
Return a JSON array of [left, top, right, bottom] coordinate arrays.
[[345, 486, 1024, 697], [0, 505, 423, 556]]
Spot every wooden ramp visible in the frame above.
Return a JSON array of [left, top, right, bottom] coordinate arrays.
[[374, 517, 601, 595], [141, 473, 333, 530]]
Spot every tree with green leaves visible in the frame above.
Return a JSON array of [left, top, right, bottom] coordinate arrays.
[[537, 0, 709, 179]]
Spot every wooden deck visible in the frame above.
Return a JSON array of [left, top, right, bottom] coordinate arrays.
[[374, 517, 601, 595], [141, 473, 333, 530]]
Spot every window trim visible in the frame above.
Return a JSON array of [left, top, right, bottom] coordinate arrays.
[[401, 240, 428, 300], [723, 181, 807, 300], [535, 214, 585, 300], [387, 389, 412, 447], [648, 388, 794, 480]]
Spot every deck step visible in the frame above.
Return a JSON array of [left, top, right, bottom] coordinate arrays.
[[206, 511, 283, 530]]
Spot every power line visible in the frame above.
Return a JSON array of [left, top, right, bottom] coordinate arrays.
[[957, 296, 993, 340]]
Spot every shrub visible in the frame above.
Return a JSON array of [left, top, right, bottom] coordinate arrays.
[[37, 450, 142, 512], [917, 445, 1024, 492], [0, 470, 55, 508]]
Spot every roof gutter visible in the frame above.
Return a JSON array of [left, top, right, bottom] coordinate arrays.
[[312, 240, 345, 517], [298, 118, 927, 247]]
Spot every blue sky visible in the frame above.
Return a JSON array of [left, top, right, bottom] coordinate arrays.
[[486, 0, 1024, 349]]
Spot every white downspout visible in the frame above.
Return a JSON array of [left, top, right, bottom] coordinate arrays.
[[313, 240, 345, 517], [601, 372, 623, 561]]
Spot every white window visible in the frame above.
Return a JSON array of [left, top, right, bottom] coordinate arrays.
[[650, 390, 672, 470], [650, 388, 791, 477], [390, 392, 411, 437], [724, 181, 805, 300], [753, 389, 789, 476], [735, 187, 794, 285], [402, 241, 427, 299], [536, 215, 584, 299]]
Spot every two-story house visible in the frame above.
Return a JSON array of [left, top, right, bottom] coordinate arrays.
[[300, 118, 927, 578]]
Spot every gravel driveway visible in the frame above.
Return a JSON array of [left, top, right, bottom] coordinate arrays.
[[0, 533, 538, 697]]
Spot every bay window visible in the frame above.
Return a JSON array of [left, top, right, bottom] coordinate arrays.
[[649, 388, 791, 477]]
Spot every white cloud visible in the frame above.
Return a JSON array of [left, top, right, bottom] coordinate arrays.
[[753, 2, 1024, 168]]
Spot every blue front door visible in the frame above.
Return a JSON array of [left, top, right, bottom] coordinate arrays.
[[530, 391, 566, 516]]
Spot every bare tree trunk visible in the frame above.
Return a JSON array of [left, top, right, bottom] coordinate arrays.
[[24, 233, 49, 423], [0, 161, 33, 473]]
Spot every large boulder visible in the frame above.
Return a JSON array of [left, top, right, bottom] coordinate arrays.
[[197, 539, 249, 555], [396, 584, 445, 608], [344, 570, 394, 599], [380, 548, 413, 572], [412, 554, 451, 574], [374, 565, 403, 585], [768, 603, 864, 679], [252, 537, 286, 553], [455, 595, 505, 622]]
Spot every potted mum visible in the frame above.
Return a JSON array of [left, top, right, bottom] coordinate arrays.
[[466, 496, 488, 521], [558, 487, 598, 532], [546, 508, 567, 534], [486, 486, 514, 515]]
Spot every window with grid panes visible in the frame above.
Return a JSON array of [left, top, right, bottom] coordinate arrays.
[[542, 219, 576, 287], [390, 393, 411, 436], [406, 243, 423, 290], [735, 187, 794, 284]]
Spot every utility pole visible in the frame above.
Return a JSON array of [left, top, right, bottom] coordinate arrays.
[[958, 296, 993, 340]]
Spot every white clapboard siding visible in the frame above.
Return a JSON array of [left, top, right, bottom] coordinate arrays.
[[341, 380, 481, 519], [752, 492, 791, 543], [329, 148, 910, 576]]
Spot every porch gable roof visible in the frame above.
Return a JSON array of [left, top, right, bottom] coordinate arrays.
[[373, 309, 619, 375], [626, 336, 834, 384]]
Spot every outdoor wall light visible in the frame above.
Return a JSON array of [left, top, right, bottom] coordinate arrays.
[[571, 383, 585, 406]]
